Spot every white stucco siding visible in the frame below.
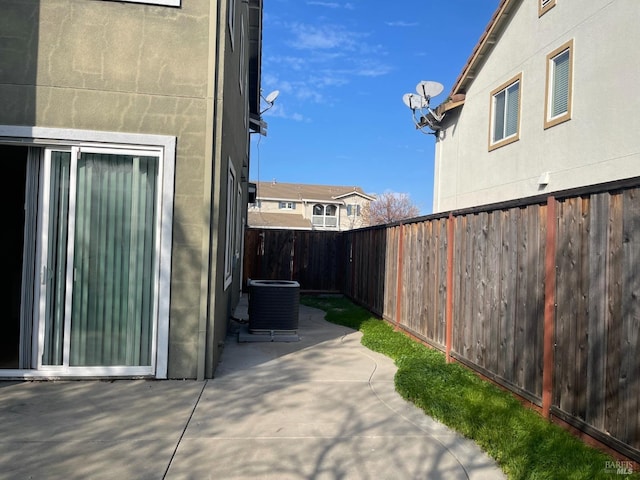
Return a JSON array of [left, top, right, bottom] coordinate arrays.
[[338, 194, 370, 230], [434, 0, 640, 212]]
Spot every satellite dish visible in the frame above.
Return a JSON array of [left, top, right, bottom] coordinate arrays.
[[402, 93, 428, 110], [265, 90, 280, 104], [260, 90, 280, 115], [415, 81, 444, 100], [403, 80, 447, 136]]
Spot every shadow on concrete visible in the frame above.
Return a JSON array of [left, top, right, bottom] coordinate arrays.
[[0, 304, 504, 479]]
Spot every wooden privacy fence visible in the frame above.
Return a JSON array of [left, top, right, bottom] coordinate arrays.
[[243, 229, 342, 291], [243, 178, 640, 462]]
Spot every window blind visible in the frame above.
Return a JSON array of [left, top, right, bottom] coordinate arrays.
[[505, 82, 520, 137], [552, 49, 570, 117], [493, 80, 519, 143], [493, 90, 506, 142]]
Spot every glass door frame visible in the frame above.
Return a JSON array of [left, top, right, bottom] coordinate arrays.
[[35, 145, 164, 377], [0, 125, 175, 379]]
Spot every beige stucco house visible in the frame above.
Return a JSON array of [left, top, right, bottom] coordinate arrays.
[[432, 0, 640, 212], [0, 0, 263, 380], [248, 181, 376, 231]]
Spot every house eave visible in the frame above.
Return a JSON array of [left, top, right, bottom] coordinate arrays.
[[248, 0, 263, 132], [450, 0, 520, 97]]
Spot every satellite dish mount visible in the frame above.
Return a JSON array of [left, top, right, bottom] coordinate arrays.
[[402, 81, 445, 135], [251, 90, 280, 137]]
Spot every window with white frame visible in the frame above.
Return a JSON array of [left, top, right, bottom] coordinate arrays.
[[539, 0, 556, 17], [312, 204, 338, 228], [228, 0, 236, 49], [347, 204, 361, 216], [224, 160, 238, 289], [279, 201, 295, 210], [489, 74, 521, 151], [239, 16, 245, 94], [545, 40, 573, 129], [235, 188, 243, 274]]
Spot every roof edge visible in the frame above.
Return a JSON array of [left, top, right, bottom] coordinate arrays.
[[450, 0, 518, 97], [332, 191, 377, 201]]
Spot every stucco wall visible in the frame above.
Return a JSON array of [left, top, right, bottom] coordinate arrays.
[[434, 0, 640, 212], [0, 0, 216, 378], [207, 0, 252, 377], [337, 195, 370, 230]]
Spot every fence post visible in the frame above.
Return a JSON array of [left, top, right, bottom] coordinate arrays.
[[446, 213, 454, 363], [543, 196, 557, 418], [395, 223, 404, 330]]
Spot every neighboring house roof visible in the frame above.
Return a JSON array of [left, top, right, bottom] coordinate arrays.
[[254, 181, 376, 203], [248, 211, 312, 230]]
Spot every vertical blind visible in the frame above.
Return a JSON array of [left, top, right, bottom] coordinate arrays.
[[42, 152, 71, 366], [20, 149, 41, 368], [551, 49, 570, 118], [493, 90, 506, 143], [493, 80, 520, 143], [70, 153, 158, 366], [505, 82, 520, 137]]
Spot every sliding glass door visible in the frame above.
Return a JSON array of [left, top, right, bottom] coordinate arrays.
[[41, 151, 71, 366], [38, 147, 160, 374]]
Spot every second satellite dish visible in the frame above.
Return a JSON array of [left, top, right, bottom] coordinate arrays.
[[402, 80, 446, 135], [416, 81, 444, 100]]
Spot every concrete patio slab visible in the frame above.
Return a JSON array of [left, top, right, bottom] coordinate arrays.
[[0, 300, 505, 480]]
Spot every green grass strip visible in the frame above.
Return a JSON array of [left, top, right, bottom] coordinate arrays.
[[301, 295, 639, 480]]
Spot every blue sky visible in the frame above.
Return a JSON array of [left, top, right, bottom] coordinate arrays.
[[251, 0, 500, 214]]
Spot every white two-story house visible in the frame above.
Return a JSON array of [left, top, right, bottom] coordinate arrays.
[[432, 0, 640, 212], [248, 181, 375, 231]]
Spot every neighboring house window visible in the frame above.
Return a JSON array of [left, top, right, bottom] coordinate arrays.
[[228, 0, 236, 50], [347, 204, 361, 216], [279, 201, 295, 210], [539, 0, 556, 17], [545, 40, 573, 129], [313, 204, 338, 228], [224, 160, 238, 289], [489, 74, 521, 151]]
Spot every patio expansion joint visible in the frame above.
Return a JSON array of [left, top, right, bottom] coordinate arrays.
[[161, 379, 208, 479]]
